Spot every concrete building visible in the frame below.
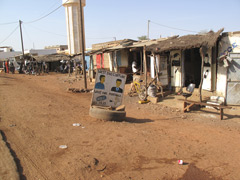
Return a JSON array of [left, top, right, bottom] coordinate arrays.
[[0, 46, 21, 61], [24, 49, 57, 56], [217, 31, 240, 105], [62, 0, 86, 55], [45, 45, 68, 53]]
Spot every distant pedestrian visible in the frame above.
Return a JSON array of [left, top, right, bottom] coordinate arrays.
[[9, 61, 15, 74], [5, 60, 9, 73], [3, 61, 6, 73], [44, 62, 49, 73]]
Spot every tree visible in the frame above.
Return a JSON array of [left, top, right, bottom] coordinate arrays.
[[138, 35, 149, 41]]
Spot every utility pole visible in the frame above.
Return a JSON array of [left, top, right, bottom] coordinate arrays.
[[79, 0, 87, 89], [19, 20, 24, 73], [147, 20, 150, 40]]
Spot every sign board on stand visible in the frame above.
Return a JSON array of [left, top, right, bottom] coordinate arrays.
[[91, 69, 127, 108]]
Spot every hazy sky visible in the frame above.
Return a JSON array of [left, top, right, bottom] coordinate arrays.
[[0, 0, 239, 51]]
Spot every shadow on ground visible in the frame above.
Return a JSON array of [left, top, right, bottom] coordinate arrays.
[[0, 130, 26, 180], [113, 117, 154, 124]]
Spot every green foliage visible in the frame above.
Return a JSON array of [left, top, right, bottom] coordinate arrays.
[[138, 35, 148, 40]]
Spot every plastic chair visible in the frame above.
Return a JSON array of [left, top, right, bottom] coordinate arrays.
[[182, 84, 195, 100]]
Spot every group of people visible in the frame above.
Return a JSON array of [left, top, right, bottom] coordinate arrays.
[[1, 59, 50, 75], [2, 60, 15, 74], [23, 61, 49, 75], [59, 60, 86, 77]]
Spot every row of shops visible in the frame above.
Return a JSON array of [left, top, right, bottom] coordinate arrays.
[[88, 29, 240, 105]]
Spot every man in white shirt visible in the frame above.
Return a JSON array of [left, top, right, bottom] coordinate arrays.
[[132, 61, 139, 74]]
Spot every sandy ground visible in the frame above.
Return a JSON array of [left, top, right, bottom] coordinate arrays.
[[0, 73, 240, 180]]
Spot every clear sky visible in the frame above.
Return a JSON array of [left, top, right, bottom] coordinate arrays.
[[0, 0, 239, 51]]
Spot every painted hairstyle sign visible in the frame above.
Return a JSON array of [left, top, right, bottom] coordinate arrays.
[[91, 69, 127, 108]]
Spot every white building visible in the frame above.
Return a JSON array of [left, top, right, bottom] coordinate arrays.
[[0, 46, 21, 61], [24, 49, 57, 56], [217, 31, 240, 105]]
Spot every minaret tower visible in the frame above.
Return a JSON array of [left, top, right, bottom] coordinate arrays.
[[62, 0, 86, 55]]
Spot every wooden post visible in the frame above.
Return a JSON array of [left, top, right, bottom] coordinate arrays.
[[68, 60, 71, 77], [114, 51, 118, 72], [199, 47, 205, 102], [143, 45, 147, 87], [140, 50, 143, 75], [111, 52, 114, 72], [153, 54, 156, 78], [100, 53, 103, 69], [19, 20, 25, 73], [220, 108, 223, 120], [79, 0, 87, 89], [89, 55, 93, 82]]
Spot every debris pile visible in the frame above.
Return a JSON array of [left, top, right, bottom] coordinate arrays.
[[67, 88, 90, 93]]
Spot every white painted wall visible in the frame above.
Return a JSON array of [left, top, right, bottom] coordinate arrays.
[[63, 0, 86, 55], [217, 32, 240, 97], [25, 49, 57, 56], [0, 52, 21, 60], [202, 48, 212, 91]]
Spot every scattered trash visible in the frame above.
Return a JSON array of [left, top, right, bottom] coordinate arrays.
[[59, 145, 68, 149], [91, 158, 106, 172], [68, 88, 90, 93], [73, 123, 81, 127], [178, 160, 183, 165], [181, 115, 187, 119], [138, 100, 150, 104], [9, 124, 16, 127], [82, 126, 85, 129]]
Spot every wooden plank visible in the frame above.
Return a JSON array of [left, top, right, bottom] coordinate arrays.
[[179, 99, 232, 109], [182, 100, 229, 120], [183, 103, 195, 112], [147, 96, 159, 104], [220, 108, 223, 120]]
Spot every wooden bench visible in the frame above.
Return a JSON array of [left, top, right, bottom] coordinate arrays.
[[180, 99, 232, 120]]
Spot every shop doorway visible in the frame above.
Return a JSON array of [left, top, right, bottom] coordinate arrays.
[[184, 48, 202, 88]]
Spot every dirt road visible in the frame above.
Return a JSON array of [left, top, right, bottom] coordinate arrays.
[[0, 73, 240, 180]]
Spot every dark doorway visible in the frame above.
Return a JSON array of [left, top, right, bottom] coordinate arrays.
[[184, 48, 202, 88]]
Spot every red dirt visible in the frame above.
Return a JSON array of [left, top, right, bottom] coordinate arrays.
[[0, 73, 240, 180]]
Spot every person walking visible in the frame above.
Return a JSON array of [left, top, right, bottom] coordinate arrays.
[[5, 60, 9, 73], [9, 61, 15, 74], [3, 61, 6, 73]]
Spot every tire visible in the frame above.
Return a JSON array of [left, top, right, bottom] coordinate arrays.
[[89, 106, 126, 121], [138, 85, 147, 101]]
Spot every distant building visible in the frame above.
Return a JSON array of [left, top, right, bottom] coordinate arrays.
[[0, 46, 21, 61], [24, 49, 57, 56], [45, 45, 68, 53]]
